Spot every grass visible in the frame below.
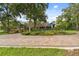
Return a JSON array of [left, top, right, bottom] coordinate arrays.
[[0, 29, 78, 35], [0, 30, 7, 35], [0, 47, 65, 56], [65, 30, 77, 34], [52, 30, 78, 35], [22, 30, 78, 35]]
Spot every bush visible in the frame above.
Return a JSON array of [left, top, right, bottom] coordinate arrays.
[[21, 30, 54, 35], [52, 30, 77, 35], [42, 31, 54, 35], [21, 30, 77, 35], [22, 32, 30, 35], [30, 31, 40, 35]]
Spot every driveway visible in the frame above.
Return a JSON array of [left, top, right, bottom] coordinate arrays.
[[0, 33, 79, 48]]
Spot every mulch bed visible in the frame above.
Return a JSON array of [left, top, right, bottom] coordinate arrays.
[[64, 49, 79, 56]]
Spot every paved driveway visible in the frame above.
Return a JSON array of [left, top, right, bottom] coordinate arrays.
[[0, 33, 79, 47]]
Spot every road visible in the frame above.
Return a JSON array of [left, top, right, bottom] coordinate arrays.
[[0, 33, 79, 48]]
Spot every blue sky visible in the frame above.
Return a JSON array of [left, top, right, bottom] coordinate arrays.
[[17, 3, 69, 23], [46, 3, 69, 23]]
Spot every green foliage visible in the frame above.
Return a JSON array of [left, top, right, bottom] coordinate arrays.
[[55, 19, 70, 30], [0, 3, 79, 34], [0, 3, 48, 33], [22, 30, 77, 35], [9, 4, 48, 32], [0, 47, 65, 56], [0, 30, 8, 35], [56, 3, 79, 30], [22, 30, 54, 35], [52, 30, 77, 35]]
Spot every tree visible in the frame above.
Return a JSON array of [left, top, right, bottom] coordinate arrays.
[[9, 3, 48, 32], [56, 3, 79, 30], [0, 3, 11, 33]]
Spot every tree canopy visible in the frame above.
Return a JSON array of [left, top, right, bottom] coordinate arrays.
[[56, 3, 79, 30], [0, 3, 48, 33]]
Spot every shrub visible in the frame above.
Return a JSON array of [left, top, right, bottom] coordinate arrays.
[[30, 31, 40, 35], [22, 32, 30, 35], [21, 30, 77, 35]]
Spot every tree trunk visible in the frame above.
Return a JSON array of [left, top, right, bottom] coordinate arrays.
[[7, 19, 10, 33], [1, 21, 7, 33], [34, 20, 37, 30], [28, 19, 31, 32], [19, 23, 22, 33], [76, 17, 79, 30]]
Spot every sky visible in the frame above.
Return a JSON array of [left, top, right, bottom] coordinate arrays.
[[17, 3, 69, 23], [46, 3, 69, 23]]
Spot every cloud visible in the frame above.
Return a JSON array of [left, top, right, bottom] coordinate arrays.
[[53, 5, 58, 9]]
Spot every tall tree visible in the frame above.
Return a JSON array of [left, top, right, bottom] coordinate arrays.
[[9, 3, 48, 32], [56, 3, 79, 30], [0, 3, 11, 32]]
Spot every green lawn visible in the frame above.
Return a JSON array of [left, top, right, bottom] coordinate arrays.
[[0, 47, 65, 56], [0, 30, 7, 35]]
